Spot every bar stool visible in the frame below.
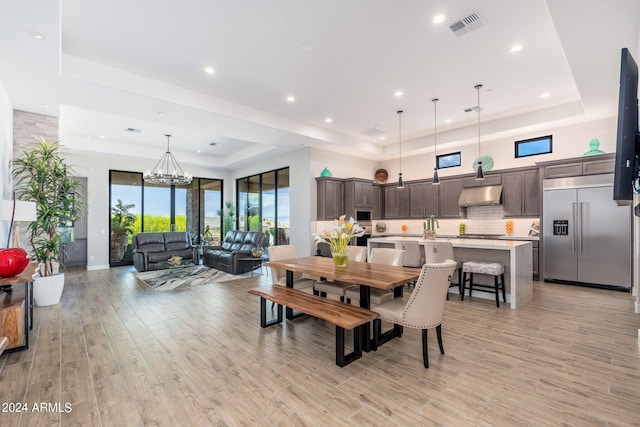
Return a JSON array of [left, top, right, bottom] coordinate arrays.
[[461, 261, 505, 307]]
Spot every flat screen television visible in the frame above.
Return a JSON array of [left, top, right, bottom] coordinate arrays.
[[613, 47, 640, 205]]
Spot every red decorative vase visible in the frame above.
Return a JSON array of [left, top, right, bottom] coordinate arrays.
[[0, 248, 30, 277]]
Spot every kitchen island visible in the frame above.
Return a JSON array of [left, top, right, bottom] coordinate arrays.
[[368, 236, 533, 309]]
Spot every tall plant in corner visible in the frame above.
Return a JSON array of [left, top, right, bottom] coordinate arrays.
[[217, 201, 236, 236], [11, 139, 83, 277]]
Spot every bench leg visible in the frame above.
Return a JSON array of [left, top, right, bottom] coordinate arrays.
[[260, 297, 283, 328], [336, 325, 363, 367]]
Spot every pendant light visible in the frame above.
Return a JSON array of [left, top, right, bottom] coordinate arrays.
[[432, 98, 440, 185], [397, 110, 404, 188], [475, 84, 485, 180], [144, 134, 192, 185]]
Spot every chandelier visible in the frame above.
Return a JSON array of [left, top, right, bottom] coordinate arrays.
[[143, 134, 192, 185]]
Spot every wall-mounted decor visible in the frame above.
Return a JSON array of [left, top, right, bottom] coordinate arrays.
[[374, 169, 388, 184]]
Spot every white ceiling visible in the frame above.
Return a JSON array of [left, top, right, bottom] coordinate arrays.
[[0, 0, 639, 170]]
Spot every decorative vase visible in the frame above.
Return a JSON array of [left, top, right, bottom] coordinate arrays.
[[506, 220, 514, 235], [33, 273, 65, 306], [331, 250, 348, 268], [423, 230, 436, 240], [0, 248, 30, 277]]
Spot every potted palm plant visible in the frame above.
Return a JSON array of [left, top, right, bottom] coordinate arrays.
[[10, 139, 83, 306], [110, 199, 136, 262]]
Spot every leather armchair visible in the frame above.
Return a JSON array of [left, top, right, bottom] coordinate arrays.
[[202, 230, 267, 274]]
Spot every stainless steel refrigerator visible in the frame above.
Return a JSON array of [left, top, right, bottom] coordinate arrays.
[[543, 174, 632, 289]]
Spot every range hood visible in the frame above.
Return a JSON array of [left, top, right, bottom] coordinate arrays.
[[458, 185, 503, 207]]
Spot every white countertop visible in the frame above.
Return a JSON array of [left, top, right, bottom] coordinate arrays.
[[368, 235, 532, 250], [371, 234, 539, 241], [498, 235, 539, 241]]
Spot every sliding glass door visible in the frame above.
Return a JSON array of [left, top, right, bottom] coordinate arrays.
[[110, 171, 143, 266], [110, 171, 223, 266], [236, 167, 289, 247]]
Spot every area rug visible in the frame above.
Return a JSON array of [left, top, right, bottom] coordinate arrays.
[[135, 265, 237, 291]]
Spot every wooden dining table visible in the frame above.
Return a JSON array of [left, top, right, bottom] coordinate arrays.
[[264, 256, 420, 351]]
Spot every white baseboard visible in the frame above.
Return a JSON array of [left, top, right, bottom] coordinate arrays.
[[87, 264, 110, 271]]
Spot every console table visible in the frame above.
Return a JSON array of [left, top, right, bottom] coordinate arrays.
[[0, 269, 34, 352]]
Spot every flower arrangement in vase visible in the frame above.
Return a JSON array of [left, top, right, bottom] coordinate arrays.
[[313, 215, 365, 267]]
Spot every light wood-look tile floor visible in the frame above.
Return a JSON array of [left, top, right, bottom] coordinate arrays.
[[1, 266, 639, 426]]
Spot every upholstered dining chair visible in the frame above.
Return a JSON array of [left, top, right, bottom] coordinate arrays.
[[423, 240, 462, 299], [314, 246, 367, 301], [267, 245, 316, 291], [344, 248, 405, 305], [394, 240, 423, 267], [372, 259, 457, 368]]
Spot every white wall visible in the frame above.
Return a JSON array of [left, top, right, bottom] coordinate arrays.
[[376, 116, 617, 182], [64, 150, 230, 270], [0, 81, 13, 246]]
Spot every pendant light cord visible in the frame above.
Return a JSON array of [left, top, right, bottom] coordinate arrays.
[[398, 110, 403, 172], [476, 84, 482, 158], [432, 98, 438, 158]]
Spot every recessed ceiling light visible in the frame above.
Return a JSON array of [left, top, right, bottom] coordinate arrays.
[[394, 91, 404, 97], [98, 135, 105, 139], [444, 119, 452, 123], [33, 32, 46, 40], [510, 44, 523, 53], [379, 136, 386, 141], [433, 15, 445, 24], [204, 67, 215, 74], [300, 43, 314, 52], [158, 112, 165, 116], [325, 118, 333, 123], [286, 95, 295, 102], [196, 150, 202, 153], [540, 92, 550, 98]]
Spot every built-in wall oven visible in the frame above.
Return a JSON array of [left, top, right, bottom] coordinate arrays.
[[356, 232, 371, 247], [355, 210, 372, 222], [354, 210, 372, 246]]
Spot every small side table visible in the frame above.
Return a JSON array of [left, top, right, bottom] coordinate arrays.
[[238, 254, 269, 277], [0, 269, 35, 353]]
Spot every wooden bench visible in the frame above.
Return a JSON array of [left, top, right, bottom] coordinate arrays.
[[0, 336, 8, 355], [248, 285, 379, 367]]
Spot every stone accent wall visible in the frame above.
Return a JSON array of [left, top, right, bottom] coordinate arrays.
[[13, 110, 59, 151]]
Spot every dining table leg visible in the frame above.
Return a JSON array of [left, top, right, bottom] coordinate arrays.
[[284, 269, 305, 320], [359, 285, 373, 352]]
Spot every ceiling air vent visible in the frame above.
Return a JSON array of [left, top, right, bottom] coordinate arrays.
[[360, 127, 385, 137], [449, 13, 484, 37], [464, 106, 483, 113], [124, 127, 142, 134]]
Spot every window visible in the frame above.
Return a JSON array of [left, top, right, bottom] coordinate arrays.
[[515, 135, 552, 158], [237, 167, 290, 247], [109, 171, 223, 266], [436, 152, 461, 169]]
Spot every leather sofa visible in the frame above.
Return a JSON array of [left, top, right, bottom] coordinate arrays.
[[202, 230, 267, 275], [132, 232, 198, 272]]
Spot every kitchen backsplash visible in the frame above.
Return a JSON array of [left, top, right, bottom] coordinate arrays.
[[313, 205, 538, 237]]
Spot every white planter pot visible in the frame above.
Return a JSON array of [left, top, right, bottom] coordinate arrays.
[[33, 273, 65, 306]]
